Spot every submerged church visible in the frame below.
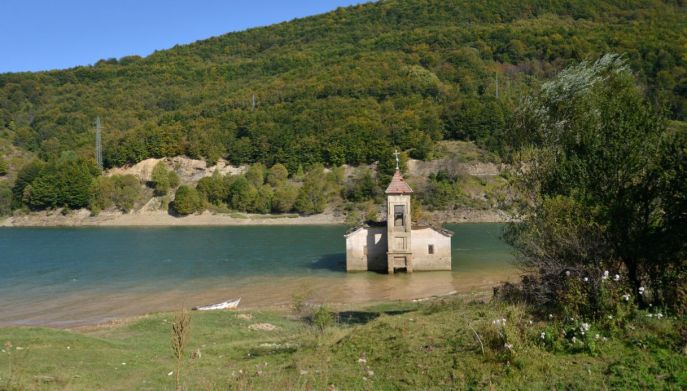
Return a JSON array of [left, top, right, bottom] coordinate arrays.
[[345, 158, 453, 273]]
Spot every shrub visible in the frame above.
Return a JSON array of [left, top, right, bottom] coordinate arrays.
[[151, 161, 171, 196], [312, 305, 335, 332], [172, 186, 202, 215], [94, 175, 142, 212]]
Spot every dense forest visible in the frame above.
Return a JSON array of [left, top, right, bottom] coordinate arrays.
[[0, 0, 685, 172]]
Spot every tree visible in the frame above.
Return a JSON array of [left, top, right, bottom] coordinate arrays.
[[12, 161, 44, 208], [28, 159, 96, 210], [151, 161, 171, 196], [272, 183, 298, 213], [245, 163, 266, 187], [172, 186, 202, 215], [505, 54, 687, 313], [228, 176, 256, 211], [0, 181, 12, 216], [253, 185, 274, 214], [294, 165, 328, 214], [196, 171, 229, 205], [266, 163, 288, 186]]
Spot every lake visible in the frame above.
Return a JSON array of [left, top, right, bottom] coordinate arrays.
[[0, 223, 516, 327]]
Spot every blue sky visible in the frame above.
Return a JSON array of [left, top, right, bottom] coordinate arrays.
[[0, 0, 371, 73]]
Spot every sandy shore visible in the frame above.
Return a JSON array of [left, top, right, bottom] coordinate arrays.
[[0, 208, 511, 227], [0, 209, 345, 227]]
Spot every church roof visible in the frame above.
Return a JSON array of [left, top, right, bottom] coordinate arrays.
[[385, 170, 413, 194]]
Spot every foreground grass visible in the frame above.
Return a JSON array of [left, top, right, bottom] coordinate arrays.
[[0, 298, 685, 390]]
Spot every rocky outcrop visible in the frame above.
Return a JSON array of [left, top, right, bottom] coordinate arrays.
[[105, 157, 247, 184]]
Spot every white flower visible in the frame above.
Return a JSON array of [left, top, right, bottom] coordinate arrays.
[[565, 270, 571, 276], [583, 277, 589, 282], [548, 314, 553, 319], [504, 343, 513, 350], [647, 313, 653, 318], [602, 337, 608, 342], [529, 320, 533, 325], [614, 274, 620, 281], [492, 318, 507, 326], [622, 294, 630, 301], [540, 332, 546, 340], [657, 313, 663, 319], [638, 287, 645, 295], [607, 315, 613, 320], [580, 323, 590, 332], [358, 357, 367, 364], [602, 270, 609, 280], [167, 371, 174, 376], [594, 334, 600, 340], [571, 336, 577, 343]]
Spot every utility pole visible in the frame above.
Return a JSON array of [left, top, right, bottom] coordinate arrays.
[[95, 116, 103, 169]]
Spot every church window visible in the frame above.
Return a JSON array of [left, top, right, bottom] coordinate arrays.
[[394, 205, 405, 227], [428, 244, 434, 254]]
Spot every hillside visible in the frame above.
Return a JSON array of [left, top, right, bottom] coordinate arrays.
[[1, 0, 685, 172]]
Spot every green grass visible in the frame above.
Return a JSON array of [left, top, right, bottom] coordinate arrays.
[[1, 299, 685, 390]]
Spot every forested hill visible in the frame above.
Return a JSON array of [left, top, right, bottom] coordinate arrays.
[[1, 0, 685, 171]]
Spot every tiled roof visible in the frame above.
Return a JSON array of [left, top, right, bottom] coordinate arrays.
[[385, 170, 413, 194]]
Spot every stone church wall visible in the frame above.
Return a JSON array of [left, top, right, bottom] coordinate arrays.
[[345, 226, 387, 272], [411, 228, 452, 271]]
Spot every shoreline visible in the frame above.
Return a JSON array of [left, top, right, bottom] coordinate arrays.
[[69, 288, 492, 332], [0, 208, 511, 227]]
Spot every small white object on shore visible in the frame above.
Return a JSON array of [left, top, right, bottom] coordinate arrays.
[[193, 297, 240, 311]]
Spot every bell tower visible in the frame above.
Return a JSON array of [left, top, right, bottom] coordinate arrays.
[[385, 150, 413, 274]]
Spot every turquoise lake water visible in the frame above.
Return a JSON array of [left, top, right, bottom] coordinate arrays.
[[0, 224, 515, 327]]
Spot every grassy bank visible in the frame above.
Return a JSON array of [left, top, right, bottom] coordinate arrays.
[[1, 298, 685, 390]]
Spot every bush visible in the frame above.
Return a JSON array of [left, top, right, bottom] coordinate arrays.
[[151, 161, 171, 196], [94, 175, 142, 212], [172, 186, 202, 215], [312, 305, 335, 332]]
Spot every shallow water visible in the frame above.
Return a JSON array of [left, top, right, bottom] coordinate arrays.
[[0, 224, 516, 327]]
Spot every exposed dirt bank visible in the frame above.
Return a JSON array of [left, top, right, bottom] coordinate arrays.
[[0, 209, 343, 227], [0, 207, 511, 227]]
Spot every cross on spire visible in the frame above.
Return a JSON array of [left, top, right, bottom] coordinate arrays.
[[393, 149, 400, 170]]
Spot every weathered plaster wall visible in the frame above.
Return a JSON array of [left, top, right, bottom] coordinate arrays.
[[346, 226, 451, 272], [411, 228, 452, 271], [345, 227, 387, 272]]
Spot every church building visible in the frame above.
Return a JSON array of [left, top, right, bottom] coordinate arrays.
[[345, 157, 453, 273]]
